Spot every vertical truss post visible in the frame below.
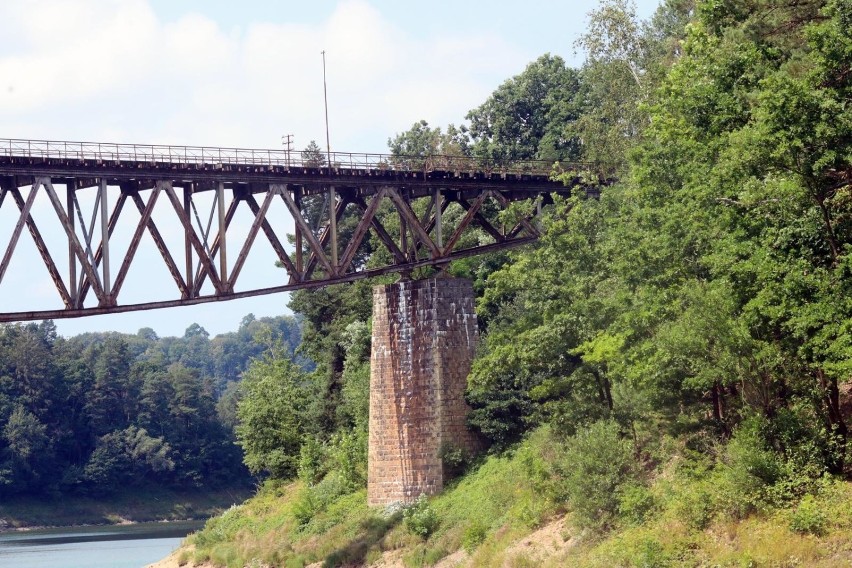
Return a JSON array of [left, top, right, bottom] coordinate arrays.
[[536, 197, 542, 231], [294, 187, 303, 274], [329, 186, 338, 269], [99, 179, 111, 300], [68, 180, 78, 307], [217, 181, 228, 284], [184, 185, 194, 293], [435, 188, 442, 251], [399, 208, 408, 260]]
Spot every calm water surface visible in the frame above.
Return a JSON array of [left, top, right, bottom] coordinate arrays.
[[0, 520, 204, 568]]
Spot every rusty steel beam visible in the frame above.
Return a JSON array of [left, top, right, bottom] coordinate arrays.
[[41, 179, 107, 305], [78, 190, 127, 306], [385, 187, 441, 259], [338, 187, 386, 274], [128, 187, 188, 299], [442, 190, 491, 255], [193, 197, 239, 296], [301, 195, 348, 279], [9, 187, 73, 309], [111, 185, 161, 300], [279, 185, 335, 277], [0, 159, 597, 321], [242, 192, 299, 283], [228, 188, 276, 292], [0, 236, 538, 323], [165, 183, 223, 294], [457, 195, 506, 243], [0, 185, 39, 285]]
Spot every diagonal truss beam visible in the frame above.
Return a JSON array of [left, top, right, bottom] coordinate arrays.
[[0, 183, 39, 285], [352, 195, 407, 264], [442, 190, 491, 255], [10, 187, 73, 309], [243, 192, 299, 284], [301, 195, 348, 279], [457, 196, 505, 243], [228, 188, 277, 292], [385, 187, 441, 259], [78, 190, 127, 306], [163, 183, 224, 294], [41, 179, 109, 305], [339, 187, 386, 274], [0, 173, 571, 321], [279, 186, 335, 277], [128, 185, 189, 298], [111, 185, 161, 300], [193, 196, 239, 297]]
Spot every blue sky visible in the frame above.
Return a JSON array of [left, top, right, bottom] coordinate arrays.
[[0, 0, 661, 338]]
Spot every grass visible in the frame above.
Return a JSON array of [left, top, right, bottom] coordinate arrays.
[[0, 486, 251, 529], [177, 427, 852, 567]]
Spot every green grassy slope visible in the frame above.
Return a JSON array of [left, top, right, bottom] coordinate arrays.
[[178, 427, 852, 568]]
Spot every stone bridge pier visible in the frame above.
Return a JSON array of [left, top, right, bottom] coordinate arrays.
[[367, 277, 481, 507]]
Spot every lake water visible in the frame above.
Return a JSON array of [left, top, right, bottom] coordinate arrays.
[[0, 520, 204, 568]]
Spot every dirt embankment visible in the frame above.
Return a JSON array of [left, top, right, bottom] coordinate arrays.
[[153, 516, 575, 568]]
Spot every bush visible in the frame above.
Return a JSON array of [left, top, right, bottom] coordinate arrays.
[[789, 494, 827, 535], [462, 520, 487, 552], [672, 480, 715, 530], [560, 420, 636, 531], [328, 430, 367, 491], [715, 419, 782, 518], [404, 494, 439, 539], [618, 483, 656, 525], [440, 443, 469, 480], [292, 487, 319, 528], [297, 436, 326, 485]]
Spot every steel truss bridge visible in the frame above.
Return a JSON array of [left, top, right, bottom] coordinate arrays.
[[0, 138, 599, 322]]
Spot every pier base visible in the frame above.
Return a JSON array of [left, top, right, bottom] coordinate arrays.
[[367, 278, 480, 507]]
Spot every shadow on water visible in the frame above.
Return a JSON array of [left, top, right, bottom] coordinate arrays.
[[0, 521, 204, 548]]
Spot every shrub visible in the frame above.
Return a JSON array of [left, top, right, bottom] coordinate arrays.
[[715, 418, 782, 518], [561, 419, 636, 531], [292, 488, 319, 528], [618, 483, 656, 525], [404, 494, 439, 539], [673, 480, 715, 530], [297, 436, 326, 485], [440, 443, 469, 480], [462, 520, 488, 552], [328, 430, 367, 491], [789, 494, 827, 535]]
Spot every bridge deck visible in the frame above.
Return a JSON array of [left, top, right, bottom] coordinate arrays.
[[0, 137, 594, 194]]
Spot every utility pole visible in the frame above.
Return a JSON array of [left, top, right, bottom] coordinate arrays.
[[281, 134, 293, 168], [321, 50, 332, 165], [321, 50, 338, 270]]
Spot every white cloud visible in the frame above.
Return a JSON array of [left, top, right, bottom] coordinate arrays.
[[0, 0, 524, 151], [0, 0, 528, 336]]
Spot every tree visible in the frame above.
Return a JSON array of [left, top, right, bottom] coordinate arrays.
[[388, 120, 470, 170], [236, 355, 311, 478], [572, 0, 695, 172], [466, 54, 585, 163], [86, 335, 134, 436], [301, 140, 326, 167]]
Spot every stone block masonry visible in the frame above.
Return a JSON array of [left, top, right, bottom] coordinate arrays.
[[368, 277, 481, 507]]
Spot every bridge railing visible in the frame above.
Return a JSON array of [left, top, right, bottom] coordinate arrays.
[[0, 137, 598, 177]]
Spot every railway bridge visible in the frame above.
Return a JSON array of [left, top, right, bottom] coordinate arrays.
[[0, 137, 602, 505]]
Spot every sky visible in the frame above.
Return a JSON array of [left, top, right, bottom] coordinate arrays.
[[0, 0, 661, 339]]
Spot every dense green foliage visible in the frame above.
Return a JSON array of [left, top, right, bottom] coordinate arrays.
[[0, 314, 300, 497], [25, 0, 839, 563], [235, 0, 852, 515]]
